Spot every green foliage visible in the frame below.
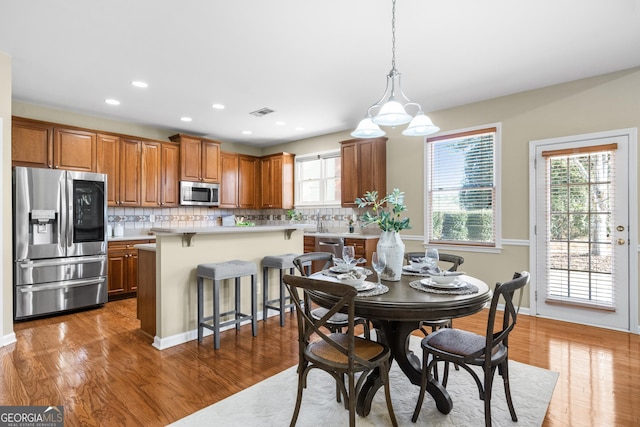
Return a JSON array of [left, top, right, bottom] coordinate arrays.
[[432, 211, 492, 242], [442, 212, 468, 241], [355, 189, 412, 232]]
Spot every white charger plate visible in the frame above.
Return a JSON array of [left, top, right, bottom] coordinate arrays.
[[420, 278, 466, 289], [355, 281, 377, 292]]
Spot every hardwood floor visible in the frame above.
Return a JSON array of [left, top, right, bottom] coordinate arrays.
[[2, 299, 639, 426]]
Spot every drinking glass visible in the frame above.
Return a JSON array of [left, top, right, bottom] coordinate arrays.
[[425, 248, 439, 269], [342, 246, 355, 264], [372, 252, 386, 285]]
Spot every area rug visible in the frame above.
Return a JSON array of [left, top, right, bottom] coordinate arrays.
[[169, 336, 558, 426]]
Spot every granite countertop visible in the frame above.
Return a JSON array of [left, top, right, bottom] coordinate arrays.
[[303, 231, 380, 240], [151, 223, 314, 235], [134, 243, 156, 251], [108, 234, 157, 242]]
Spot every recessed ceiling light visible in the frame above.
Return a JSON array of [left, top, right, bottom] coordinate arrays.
[[105, 99, 120, 105], [275, 121, 285, 126], [131, 81, 148, 88], [242, 130, 252, 135], [181, 117, 192, 122], [212, 104, 225, 110]]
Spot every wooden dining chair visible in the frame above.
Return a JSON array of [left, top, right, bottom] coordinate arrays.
[[404, 251, 465, 272], [405, 251, 465, 334], [292, 253, 370, 339], [282, 274, 398, 427], [411, 271, 530, 427]]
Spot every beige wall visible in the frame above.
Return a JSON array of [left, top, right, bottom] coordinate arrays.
[[8, 66, 640, 327], [1, 52, 12, 341], [271, 67, 640, 318]]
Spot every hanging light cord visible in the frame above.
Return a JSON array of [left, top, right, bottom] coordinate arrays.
[[391, 0, 397, 71]]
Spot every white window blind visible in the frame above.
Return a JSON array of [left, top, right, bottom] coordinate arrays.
[[542, 144, 617, 310], [295, 151, 341, 206], [426, 127, 497, 246]]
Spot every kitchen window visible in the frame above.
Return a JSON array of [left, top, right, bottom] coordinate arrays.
[[295, 150, 341, 207], [425, 123, 501, 250]]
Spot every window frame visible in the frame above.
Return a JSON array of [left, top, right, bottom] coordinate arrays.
[[294, 149, 342, 208], [423, 123, 502, 253]]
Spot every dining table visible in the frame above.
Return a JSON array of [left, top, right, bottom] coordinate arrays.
[[309, 267, 492, 417]]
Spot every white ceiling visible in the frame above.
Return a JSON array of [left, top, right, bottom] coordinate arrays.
[[2, 0, 640, 147]]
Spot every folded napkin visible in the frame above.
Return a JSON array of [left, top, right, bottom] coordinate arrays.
[[422, 267, 465, 277]]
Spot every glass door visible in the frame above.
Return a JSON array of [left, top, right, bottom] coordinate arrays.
[[67, 171, 107, 257]]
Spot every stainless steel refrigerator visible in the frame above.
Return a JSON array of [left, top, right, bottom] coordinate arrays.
[[13, 166, 108, 320]]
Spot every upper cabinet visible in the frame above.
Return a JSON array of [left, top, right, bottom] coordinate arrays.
[[340, 137, 387, 207], [140, 141, 180, 207], [97, 134, 142, 207], [12, 117, 96, 171], [169, 133, 221, 183], [220, 152, 259, 209], [259, 152, 294, 209]]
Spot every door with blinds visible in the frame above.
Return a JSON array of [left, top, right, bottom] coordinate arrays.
[[532, 133, 631, 331]]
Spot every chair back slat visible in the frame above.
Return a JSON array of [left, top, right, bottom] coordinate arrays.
[[404, 252, 465, 272], [483, 271, 530, 359], [283, 275, 375, 369], [293, 252, 334, 277]]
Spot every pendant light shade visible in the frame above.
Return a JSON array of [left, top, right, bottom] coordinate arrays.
[[352, 0, 439, 138], [351, 116, 386, 138], [402, 111, 440, 136]]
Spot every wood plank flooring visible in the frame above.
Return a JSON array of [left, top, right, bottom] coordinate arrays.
[[2, 298, 639, 426]]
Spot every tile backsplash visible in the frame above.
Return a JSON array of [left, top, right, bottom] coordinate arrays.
[[107, 206, 368, 234]]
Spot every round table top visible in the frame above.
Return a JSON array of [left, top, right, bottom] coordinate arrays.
[[309, 273, 492, 322]]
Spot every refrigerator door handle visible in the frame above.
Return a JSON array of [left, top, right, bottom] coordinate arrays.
[[65, 172, 73, 250], [17, 277, 106, 293], [17, 255, 106, 269]]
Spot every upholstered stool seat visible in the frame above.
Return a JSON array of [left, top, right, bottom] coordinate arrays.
[[262, 253, 300, 326], [197, 260, 258, 349]]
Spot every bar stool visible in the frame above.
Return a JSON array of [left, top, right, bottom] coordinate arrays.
[[262, 253, 300, 326], [196, 260, 258, 349]]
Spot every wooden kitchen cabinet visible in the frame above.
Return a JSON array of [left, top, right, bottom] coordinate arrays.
[[170, 133, 221, 183], [12, 117, 97, 171], [220, 151, 259, 208], [98, 135, 141, 207], [107, 239, 153, 300], [344, 237, 379, 264], [259, 152, 294, 209], [137, 248, 156, 338], [54, 127, 97, 171], [140, 140, 179, 207], [303, 236, 315, 253], [340, 137, 387, 207]]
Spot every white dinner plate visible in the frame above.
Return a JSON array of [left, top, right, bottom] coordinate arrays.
[[420, 278, 466, 289], [355, 281, 377, 292], [330, 266, 361, 274]]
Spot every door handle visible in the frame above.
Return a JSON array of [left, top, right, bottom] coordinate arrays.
[[617, 238, 626, 245]]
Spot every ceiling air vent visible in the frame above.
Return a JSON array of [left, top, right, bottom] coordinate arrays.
[[249, 107, 275, 117]]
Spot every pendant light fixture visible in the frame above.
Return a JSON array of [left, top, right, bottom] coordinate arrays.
[[351, 0, 439, 138]]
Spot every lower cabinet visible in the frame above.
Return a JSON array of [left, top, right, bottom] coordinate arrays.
[[107, 239, 153, 300], [137, 248, 156, 338], [344, 237, 379, 263]]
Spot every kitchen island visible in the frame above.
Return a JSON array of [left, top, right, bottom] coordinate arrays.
[[142, 224, 310, 350]]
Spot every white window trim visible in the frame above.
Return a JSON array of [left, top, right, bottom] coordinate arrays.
[[423, 122, 502, 253], [294, 149, 341, 208]]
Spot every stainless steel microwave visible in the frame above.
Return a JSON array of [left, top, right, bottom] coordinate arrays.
[[180, 181, 220, 207]]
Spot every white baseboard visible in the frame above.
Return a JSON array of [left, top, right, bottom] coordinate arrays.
[[2, 332, 16, 347], [152, 311, 269, 351]]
